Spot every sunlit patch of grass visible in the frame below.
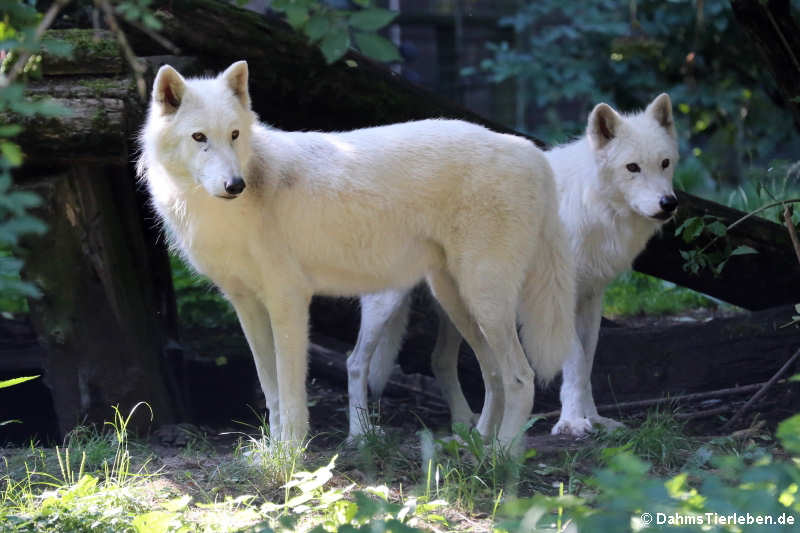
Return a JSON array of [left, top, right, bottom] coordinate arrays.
[[603, 271, 720, 318], [591, 409, 697, 475]]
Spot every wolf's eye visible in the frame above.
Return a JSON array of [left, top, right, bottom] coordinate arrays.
[[231, 130, 239, 140], [661, 158, 670, 169], [192, 132, 207, 143], [626, 163, 641, 173]]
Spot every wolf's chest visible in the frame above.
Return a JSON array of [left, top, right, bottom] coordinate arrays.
[[165, 202, 266, 293], [575, 220, 653, 287]]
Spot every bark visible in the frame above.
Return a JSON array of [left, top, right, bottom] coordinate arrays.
[[19, 165, 179, 436], [12, 29, 180, 437]]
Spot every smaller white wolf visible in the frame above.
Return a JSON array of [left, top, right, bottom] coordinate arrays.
[[350, 94, 679, 439], [137, 61, 580, 447]]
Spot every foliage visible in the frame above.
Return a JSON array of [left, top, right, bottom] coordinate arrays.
[[0, 374, 39, 427], [497, 415, 800, 532], [268, 0, 401, 64], [170, 254, 237, 328], [419, 421, 537, 515], [603, 271, 719, 317], [0, 0, 75, 314], [465, 0, 800, 191], [673, 162, 800, 277]]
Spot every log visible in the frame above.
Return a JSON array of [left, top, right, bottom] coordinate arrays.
[[10, 30, 181, 437], [133, 0, 543, 145], [19, 166, 179, 436], [41, 30, 125, 76], [333, 297, 800, 411], [635, 191, 800, 310], [9, 31, 140, 163], [312, 297, 800, 414]]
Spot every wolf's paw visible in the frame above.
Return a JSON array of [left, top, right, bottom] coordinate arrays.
[[588, 415, 625, 432], [551, 417, 593, 437]]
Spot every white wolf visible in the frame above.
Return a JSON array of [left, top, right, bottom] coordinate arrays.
[[137, 61, 580, 446], [351, 94, 679, 439]]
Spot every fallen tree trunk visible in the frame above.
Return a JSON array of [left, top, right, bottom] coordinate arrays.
[[375, 301, 800, 412], [635, 192, 800, 310]]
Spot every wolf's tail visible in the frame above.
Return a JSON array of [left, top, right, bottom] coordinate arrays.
[[517, 212, 578, 383]]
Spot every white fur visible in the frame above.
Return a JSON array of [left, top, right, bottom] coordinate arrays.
[[356, 94, 678, 439], [138, 61, 580, 447]]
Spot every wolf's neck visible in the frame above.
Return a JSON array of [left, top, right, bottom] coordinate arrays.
[[548, 137, 659, 284]]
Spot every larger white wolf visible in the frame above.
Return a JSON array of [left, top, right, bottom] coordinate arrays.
[[137, 61, 580, 446], [351, 94, 679, 439]]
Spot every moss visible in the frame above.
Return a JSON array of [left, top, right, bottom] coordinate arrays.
[[91, 107, 109, 130], [44, 29, 121, 61]]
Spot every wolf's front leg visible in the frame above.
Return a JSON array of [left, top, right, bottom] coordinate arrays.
[[576, 292, 624, 432], [268, 291, 312, 445], [228, 293, 281, 438], [552, 292, 602, 437]]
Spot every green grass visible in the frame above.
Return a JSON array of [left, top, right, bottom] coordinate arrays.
[[603, 271, 722, 318], [2, 405, 798, 532]]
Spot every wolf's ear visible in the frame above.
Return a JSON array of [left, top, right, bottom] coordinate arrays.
[[221, 61, 250, 109], [587, 103, 622, 150], [153, 65, 186, 114], [646, 93, 676, 138]]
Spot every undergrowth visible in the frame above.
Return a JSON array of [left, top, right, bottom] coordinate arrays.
[[1, 404, 798, 532]]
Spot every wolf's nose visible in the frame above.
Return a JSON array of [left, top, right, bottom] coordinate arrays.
[[659, 195, 678, 213], [224, 176, 246, 195]]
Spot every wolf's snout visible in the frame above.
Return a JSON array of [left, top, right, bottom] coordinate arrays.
[[224, 176, 246, 196], [659, 195, 678, 213]]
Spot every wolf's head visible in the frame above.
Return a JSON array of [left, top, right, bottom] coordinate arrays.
[[587, 93, 679, 221], [143, 61, 256, 200]]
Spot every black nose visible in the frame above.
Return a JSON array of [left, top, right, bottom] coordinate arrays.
[[659, 195, 678, 213], [224, 176, 246, 195]]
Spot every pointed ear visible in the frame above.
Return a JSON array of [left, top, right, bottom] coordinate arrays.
[[153, 65, 186, 114], [221, 60, 250, 109], [646, 93, 676, 138], [587, 103, 622, 150]]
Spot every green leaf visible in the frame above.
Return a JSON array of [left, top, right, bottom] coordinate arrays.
[[132, 510, 178, 533], [305, 14, 331, 42], [706, 220, 727, 237], [0, 124, 22, 137], [777, 414, 800, 454], [677, 216, 704, 243], [730, 245, 758, 256], [353, 32, 401, 62], [319, 30, 350, 64], [285, 5, 309, 30], [0, 375, 40, 389], [349, 8, 398, 31], [0, 141, 23, 166]]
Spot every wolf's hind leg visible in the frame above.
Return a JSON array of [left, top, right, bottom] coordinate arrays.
[[429, 305, 476, 426], [348, 289, 411, 442], [426, 268, 504, 440]]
